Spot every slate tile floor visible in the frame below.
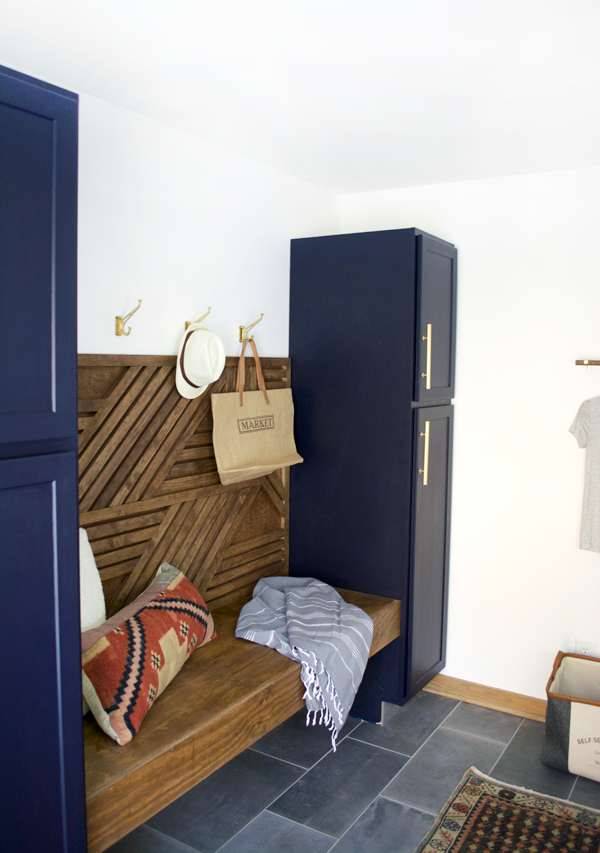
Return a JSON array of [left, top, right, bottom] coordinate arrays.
[[107, 691, 600, 853]]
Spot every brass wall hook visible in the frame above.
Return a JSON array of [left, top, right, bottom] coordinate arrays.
[[239, 313, 264, 342], [185, 307, 211, 331], [116, 300, 142, 336]]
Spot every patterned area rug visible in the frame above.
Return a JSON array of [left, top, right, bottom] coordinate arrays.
[[414, 767, 600, 852]]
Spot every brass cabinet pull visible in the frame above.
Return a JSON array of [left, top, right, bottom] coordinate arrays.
[[419, 420, 430, 485], [421, 323, 432, 390]]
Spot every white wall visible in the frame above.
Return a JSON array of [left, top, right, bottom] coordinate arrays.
[[342, 168, 600, 699], [78, 94, 339, 357], [77, 89, 600, 700]]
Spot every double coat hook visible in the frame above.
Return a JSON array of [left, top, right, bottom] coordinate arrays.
[[116, 300, 142, 336], [239, 313, 264, 342], [185, 307, 211, 331]]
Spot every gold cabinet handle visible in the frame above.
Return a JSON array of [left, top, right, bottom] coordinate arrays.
[[421, 323, 432, 390], [419, 420, 430, 485]]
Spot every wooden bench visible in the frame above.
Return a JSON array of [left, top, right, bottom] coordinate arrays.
[[84, 588, 401, 852], [78, 355, 401, 851]]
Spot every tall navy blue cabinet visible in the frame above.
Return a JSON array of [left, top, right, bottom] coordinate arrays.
[[0, 66, 86, 851], [289, 228, 456, 716]]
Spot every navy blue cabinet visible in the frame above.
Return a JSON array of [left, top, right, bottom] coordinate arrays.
[[289, 228, 456, 714], [0, 66, 85, 852], [0, 66, 78, 451], [409, 405, 453, 697], [415, 237, 457, 404]]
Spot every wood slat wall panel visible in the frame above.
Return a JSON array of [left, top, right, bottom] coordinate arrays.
[[86, 511, 168, 541], [94, 542, 149, 568], [79, 355, 292, 618], [79, 366, 144, 457], [96, 559, 141, 582], [92, 529, 161, 557], [90, 371, 176, 510], [221, 540, 285, 573], [215, 551, 286, 589], [175, 446, 215, 462], [79, 366, 172, 507], [205, 562, 286, 606], [155, 472, 221, 495], [168, 460, 218, 478], [184, 434, 213, 448], [230, 488, 282, 544], [224, 529, 286, 558]]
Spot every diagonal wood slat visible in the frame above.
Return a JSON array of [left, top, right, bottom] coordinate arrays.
[[264, 471, 285, 502], [259, 475, 286, 516], [189, 489, 252, 593], [79, 366, 145, 465], [109, 502, 184, 613], [78, 366, 137, 452], [79, 366, 174, 510], [155, 472, 220, 495], [78, 355, 292, 617], [92, 371, 176, 509], [137, 374, 226, 502], [126, 384, 219, 504]]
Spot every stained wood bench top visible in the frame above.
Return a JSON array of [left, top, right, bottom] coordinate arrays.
[[84, 588, 401, 852]]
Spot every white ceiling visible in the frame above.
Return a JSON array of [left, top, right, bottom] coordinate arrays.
[[1, 0, 599, 193]]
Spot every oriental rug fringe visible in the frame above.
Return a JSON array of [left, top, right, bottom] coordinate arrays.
[[414, 766, 600, 852]]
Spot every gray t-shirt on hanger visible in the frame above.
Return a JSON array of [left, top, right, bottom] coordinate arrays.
[[571, 397, 600, 553]]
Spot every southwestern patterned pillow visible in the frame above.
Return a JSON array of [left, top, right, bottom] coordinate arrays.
[[82, 563, 215, 745]]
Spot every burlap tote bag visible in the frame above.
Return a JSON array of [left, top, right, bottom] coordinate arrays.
[[211, 339, 303, 485]]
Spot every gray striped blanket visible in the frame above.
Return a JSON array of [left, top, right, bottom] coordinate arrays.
[[235, 577, 373, 750]]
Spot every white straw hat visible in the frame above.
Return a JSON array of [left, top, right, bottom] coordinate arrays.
[[175, 323, 226, 399]]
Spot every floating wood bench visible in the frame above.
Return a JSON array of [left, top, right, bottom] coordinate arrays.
[[78, 355, 401, 851], [84, 588, 401, 852]]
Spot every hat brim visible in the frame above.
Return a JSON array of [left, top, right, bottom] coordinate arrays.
[[175, 323, 225, 399]]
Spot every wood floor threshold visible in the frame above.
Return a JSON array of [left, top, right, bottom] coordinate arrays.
[[424, 674, 547, 722]]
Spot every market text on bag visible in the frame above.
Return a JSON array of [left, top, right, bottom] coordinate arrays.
[[237, 415, 275, 434]]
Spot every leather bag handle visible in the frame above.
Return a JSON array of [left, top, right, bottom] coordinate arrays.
[[236, 338, 270, 407]]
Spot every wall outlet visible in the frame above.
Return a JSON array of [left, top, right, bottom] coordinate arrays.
[[575, 638, 597, 657]]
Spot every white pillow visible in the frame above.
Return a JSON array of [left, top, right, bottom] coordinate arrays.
[[80, 528, 106, 715], [79, 527, 106, 632]]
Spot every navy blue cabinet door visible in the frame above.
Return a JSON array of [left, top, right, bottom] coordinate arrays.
[[0, 65, 78, 449], [415, 236, 457, 404], [0, 66, 84, 852], [289, 229, 416, 601], [408, 405, 454, 698], [0, 453, 86, 852]]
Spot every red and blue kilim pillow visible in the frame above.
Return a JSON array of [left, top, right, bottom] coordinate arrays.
[[82, 563, 216, 745]]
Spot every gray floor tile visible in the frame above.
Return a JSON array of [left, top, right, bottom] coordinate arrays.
[[381, 702, 402, 725], [442, 702, 523, 744], [491, 718, 576, 800], [146, 749, 304, 853], [268, 736, 407, 838], [251, 708, 361, 769], [383, 725, 505, 814], [568, 774, 600, 809], [218, 810, 334, 853], [351, 691, 458, 755], [106, 825, 199, 853], [330, 797, 434, 853]]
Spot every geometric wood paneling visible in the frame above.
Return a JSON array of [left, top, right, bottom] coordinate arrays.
[[78, 354, 290, 617]]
